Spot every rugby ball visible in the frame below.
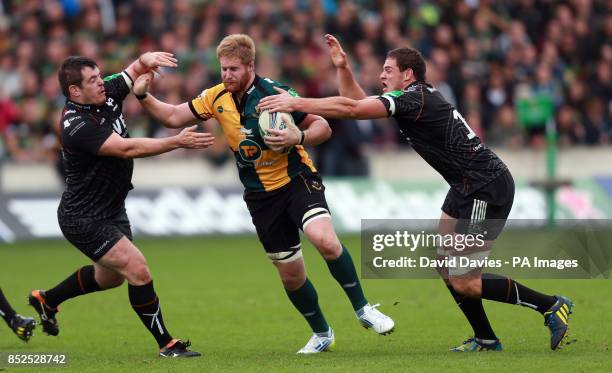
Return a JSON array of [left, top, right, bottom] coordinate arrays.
[[258, 110, 295, 153]]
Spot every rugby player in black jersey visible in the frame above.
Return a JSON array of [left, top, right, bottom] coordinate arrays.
[[28, 53, 213, 357], [259, 34, 573, 352]]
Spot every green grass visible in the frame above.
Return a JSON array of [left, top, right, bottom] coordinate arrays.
[[0, 235, 609, 372]]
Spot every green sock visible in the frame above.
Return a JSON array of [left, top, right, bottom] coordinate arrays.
[[285, 278, 329, 333], [326, 244, 368, 311]]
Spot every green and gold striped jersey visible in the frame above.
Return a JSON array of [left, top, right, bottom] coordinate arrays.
[[189, 75, 317, 192]]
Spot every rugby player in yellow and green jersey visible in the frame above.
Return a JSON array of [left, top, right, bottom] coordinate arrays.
[[189, 75, 315, 192], [135, 34, 395, 354]]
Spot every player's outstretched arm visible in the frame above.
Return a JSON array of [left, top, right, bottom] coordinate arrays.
[[97, 126, 214, 159], [325, 34, 367, 100], [133, 72, 200, 128], [258, 87, 388, 120], [124, 51, 178, 81]]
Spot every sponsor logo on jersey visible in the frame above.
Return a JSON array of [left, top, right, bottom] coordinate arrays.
[[254, 160, 275, 167], [238, 139, 262, 162], [63, 116, 81, 128]]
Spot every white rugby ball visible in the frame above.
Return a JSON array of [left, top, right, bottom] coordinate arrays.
[[258, 110, 295, 152]]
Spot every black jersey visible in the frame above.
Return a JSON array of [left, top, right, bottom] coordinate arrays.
[[377, 81, 507, 196], [58, 71, 134, 220]]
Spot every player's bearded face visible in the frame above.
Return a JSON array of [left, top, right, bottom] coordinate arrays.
[[380, 58, 409, 93], [220, 56, 253, 93], [72, 67, 106, 105]]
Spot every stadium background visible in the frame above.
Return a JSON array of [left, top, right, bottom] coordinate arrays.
[[0, 1, 610, 372]]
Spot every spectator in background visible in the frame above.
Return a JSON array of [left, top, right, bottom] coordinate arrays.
[[427, 59, 457, 107], [461, 82, 482, 117], [533, 63, 563, 108], [591, 59, 611, 110], [488, 104, 524, 149], [557, 105, 582, 146], [582, 98, 609, 145]]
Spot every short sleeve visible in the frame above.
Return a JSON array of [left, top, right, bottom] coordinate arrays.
[[61, 116, 112, 155], [377, 90, 422, 119], [103, 71, 133, 102], [189, 88, 215, 121]]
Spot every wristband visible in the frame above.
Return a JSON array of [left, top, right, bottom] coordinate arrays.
[[135, 92, 148, 100], [299, 131, 305, 145]]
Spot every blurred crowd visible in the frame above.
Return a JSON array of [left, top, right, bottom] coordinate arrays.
[[0, 0, 610, 176]]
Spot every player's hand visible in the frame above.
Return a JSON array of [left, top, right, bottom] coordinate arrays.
[[325, 34, 348, 69], [133, 72, 154, 95], [264, 122, 302, 150], [138, 51, 178, 73], [257, 87, 298, 113], [175, 125, 215, 149]]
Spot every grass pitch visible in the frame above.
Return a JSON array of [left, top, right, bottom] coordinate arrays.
[[0, 234, 609, 372]]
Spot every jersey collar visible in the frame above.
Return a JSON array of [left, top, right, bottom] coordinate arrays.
[[246, 74, 259, 95], [403, 81, 420, 91], [66, 99, 99, 112]]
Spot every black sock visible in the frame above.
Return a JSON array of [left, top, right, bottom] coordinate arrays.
[[447, 285, 497, 340], [481, 273, 556, 314], [0, 288, 17, 325], [286, 278, 329, 334], [44, 265, 102, 309], [128, 281, 173, 348]]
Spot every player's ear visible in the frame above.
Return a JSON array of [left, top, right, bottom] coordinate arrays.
[[403, 68, 413, 84], [69, 84, 81, 99], [248, 61, 254, 73]]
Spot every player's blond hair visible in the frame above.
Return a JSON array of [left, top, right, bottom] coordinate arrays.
[[216, 34, 256, 64]]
